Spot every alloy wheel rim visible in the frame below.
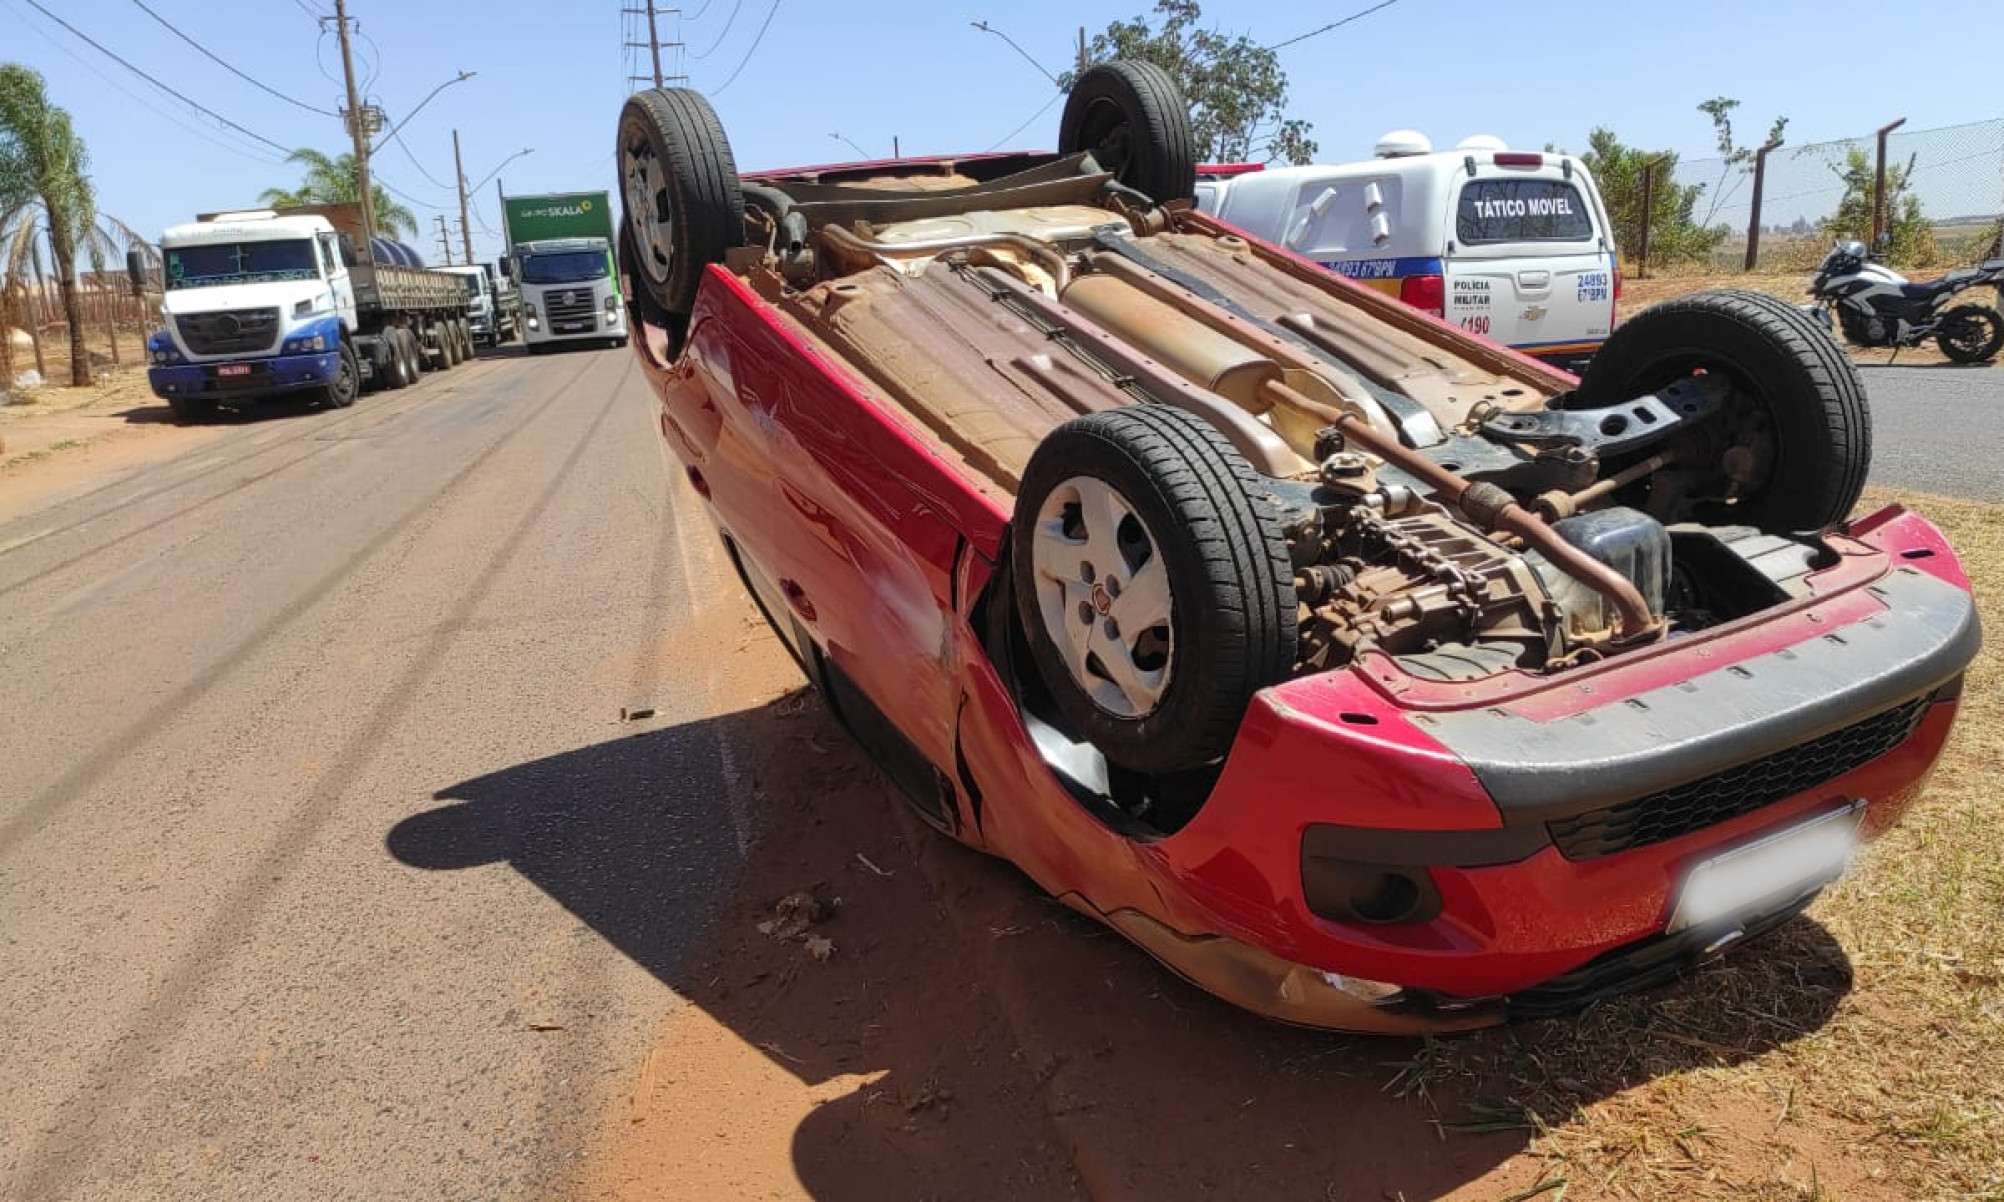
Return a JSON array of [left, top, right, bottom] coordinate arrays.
[[1031, 475, 1174, 718], [621, 132, 676, 288]]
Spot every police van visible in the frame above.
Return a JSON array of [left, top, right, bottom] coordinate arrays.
[[1194, 132, 1619, 368]]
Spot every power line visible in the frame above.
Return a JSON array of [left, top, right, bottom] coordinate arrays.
[[126, 0, 337, 116], [4, 0, 287, 165], [983, 90, 1063, 153], [710, 0, 781, 95], [1267, 0, 1403, 50], [18, 0, 296, 156], [970, 20, 1060, 87], [289, 0, 326, 19], [691, 0, 742, 59], [390, 126, 454, 192]]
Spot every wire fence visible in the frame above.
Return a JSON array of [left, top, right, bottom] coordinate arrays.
[[3, 277, 161, 388], [1638, 116, 2004, 274]]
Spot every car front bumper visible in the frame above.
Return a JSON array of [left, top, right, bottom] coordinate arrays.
[[149, 350, 342, 400], [961, 507, 1979, 1033]]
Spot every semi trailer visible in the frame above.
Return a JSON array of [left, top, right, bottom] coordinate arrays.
[[144, 204, 476, 422]]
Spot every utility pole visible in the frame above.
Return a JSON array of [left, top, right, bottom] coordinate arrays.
[[332, 0, 377, 251], [453, 128, 475, 266], [434, 214, 455, 266], [1077, 26, 1087, 74], [623, 4, 685, 88]]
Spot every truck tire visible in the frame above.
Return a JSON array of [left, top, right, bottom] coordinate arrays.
[[1010, 406, 1296, 774], [401, 328, 426, 377], [1576, 289, 1870, 532], [457, 318, 476, 359], [1058, 61, 1196, 204], [377, 337, 411, 390], [323, 341, 360, 408], [617, 87, 745, 319]]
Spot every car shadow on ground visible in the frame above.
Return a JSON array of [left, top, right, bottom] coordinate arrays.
[[389, 688, 1853, 1201]]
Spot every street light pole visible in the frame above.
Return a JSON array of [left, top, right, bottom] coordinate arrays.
[[332, 0, 377, 251], [453, 129, 474, 266]]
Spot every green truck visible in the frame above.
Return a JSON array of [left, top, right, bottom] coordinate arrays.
[[501, 190, 627, 352]]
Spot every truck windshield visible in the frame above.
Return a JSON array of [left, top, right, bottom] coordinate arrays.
[[457, 275, 485, 297], [165, 239, 320, 290], [520, 251, 607, 285]]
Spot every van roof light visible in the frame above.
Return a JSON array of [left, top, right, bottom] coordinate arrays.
[[1493, 152, 1545, 168], [1373, 129, 1432, 158]]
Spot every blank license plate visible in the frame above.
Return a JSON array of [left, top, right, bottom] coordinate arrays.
[[1667, 800, 1865, 934], [215, 364, 251, 377]]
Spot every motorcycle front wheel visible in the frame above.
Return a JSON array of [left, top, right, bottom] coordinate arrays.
[[1936, 304, 2004, 364]]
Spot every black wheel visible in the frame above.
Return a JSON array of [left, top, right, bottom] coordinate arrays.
[[1011, 405, 1295, 774], [374, 338, 407, 390], [1058, 60, 1196, 204], [435, 322, 458, 369], [1936, 304, 2002, 364], [166, 395, 218, 423], [1577, 289, 1870, 531], [401, 328, 426, 377], [323, 340, 359, 408], [617, 88, 745, 319], [457, 318, 475, 359]]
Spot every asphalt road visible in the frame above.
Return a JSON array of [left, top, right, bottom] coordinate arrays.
[[1860, 363, 2004, 502], [0, 346, 768, 1200]]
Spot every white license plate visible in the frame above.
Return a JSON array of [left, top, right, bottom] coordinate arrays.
[[1667, 800, 1866, 934], [215, 364, 251, 377]]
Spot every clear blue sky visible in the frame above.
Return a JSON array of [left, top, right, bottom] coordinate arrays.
[[5, 0, 1997, 266]]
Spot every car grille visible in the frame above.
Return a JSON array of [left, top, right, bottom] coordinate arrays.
[[543, 287, 597, 332], [176, 307, 280, 355], [1546, 695, 1933, 861]]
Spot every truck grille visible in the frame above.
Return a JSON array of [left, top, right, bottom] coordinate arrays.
[[175, 307, 280, 355], [542, 287, 598, 333], [1546, 695, 1933, 861]]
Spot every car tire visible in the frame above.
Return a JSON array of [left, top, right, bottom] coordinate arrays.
[[617, 87, 746, 320], [324, 341, 360, 408], [1058, 60, 1196, 204], [1576, 289, 1870, 531], [1936, 304, 2003, 364], [1010, 405, 1295, 774]]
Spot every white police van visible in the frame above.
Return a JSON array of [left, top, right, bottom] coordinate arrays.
[[1195, 132, 1619, 368]]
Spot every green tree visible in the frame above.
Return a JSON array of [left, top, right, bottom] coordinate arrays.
[[1693, 97, 1788, 228], [260, 148, 417, 237], [0, 64, 98, 386], [1818, 146, 1935, 266], [1063, 0, 1316, 165], [1578, 127, 1729, 268]]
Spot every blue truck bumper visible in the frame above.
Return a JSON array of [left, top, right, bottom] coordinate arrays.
[[149, 350, 342, 402]]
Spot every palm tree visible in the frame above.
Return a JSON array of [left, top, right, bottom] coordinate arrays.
[[260, 148, 418, 238], [0, 63, 99, 386]]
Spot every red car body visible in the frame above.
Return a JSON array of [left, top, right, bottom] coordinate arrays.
[[630, 158, 1978, 1032]]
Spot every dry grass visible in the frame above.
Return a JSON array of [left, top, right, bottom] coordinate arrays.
[[1413, 487, 2004, 1200]]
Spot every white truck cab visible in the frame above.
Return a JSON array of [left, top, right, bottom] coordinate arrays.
[[1196, 133, 1619, 368], [516, 237, 626, 352], [157, 211, 355, 361], [442, 265, 502, 345]]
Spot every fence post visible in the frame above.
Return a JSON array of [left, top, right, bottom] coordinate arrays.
[[102, 286, 121, 367], [1872, 117, 1907, 249], [1637, 156, 1664, 280], [1744, 137, 1784, 271]]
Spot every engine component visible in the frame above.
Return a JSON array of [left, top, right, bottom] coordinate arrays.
[[1477, 374, 1727, 456], [1292, 504, 1557, 672], [1527, 507, 1671, 642]]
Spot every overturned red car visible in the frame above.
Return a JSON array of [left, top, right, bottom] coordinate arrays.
[[613, 64, 1980, 1031]]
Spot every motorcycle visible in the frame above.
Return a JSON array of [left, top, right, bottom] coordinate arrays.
[[1805, 240, 2004, 364]]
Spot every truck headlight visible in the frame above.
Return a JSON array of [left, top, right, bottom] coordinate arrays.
[[281, 334, 327, 353]]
